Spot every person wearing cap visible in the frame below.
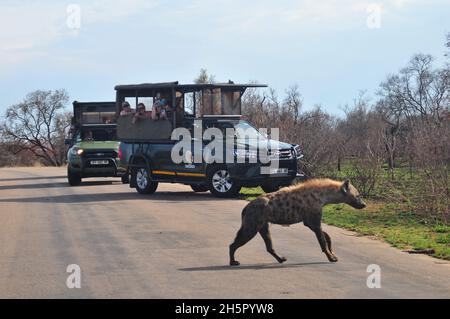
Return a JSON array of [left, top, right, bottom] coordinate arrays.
[[120, 101, 135, 116], [132, 103, 152, 124]]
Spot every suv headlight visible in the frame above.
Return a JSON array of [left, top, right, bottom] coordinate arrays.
[[72, 147, 84, 156]]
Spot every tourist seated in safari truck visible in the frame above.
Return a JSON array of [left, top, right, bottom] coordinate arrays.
[[116, 81, 304, 198]]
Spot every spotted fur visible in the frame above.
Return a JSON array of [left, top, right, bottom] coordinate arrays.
[[229, 179, 366, 265]]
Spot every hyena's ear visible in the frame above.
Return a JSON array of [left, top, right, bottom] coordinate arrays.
[[341, 179, 350, 194]]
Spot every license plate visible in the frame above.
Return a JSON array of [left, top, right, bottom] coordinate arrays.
[[90, 160, 109, 165], [269, 168, 288, 174]]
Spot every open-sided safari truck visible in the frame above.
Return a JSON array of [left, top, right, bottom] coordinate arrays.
[[66, 101, 129, 186], [116, 82, 303, 198]]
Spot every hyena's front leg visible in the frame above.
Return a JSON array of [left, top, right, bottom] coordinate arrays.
[[313, 228, 338, 262], [322, 231, 336, 257], [259, 223, 287, 264], [305, 218, 338, 262]]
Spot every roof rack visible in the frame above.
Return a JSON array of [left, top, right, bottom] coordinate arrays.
[[114, 82, 267, 92], [200, 115, 242, 118]]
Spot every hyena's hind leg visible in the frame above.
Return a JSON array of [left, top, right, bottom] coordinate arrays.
[[259, 223, 287, 264], [229, 225, 258, 266], [230, 197, 270, 266]]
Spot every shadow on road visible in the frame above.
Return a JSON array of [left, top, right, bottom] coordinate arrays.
[[0, 190, 228, 204], [0, 180, 120, 191], [179, 262, 330, 272], [0, 175, 65, 182]]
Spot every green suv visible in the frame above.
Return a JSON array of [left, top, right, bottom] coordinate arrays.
[[66, 101, 128, 186]]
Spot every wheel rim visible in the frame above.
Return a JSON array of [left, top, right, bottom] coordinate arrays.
[[136, 168, 148, 189], [212, 170, 233, 193]]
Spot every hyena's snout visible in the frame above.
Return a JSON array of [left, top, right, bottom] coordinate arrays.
[[354, 197, 366, 209]]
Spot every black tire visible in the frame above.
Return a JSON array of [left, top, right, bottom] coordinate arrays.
[[207, 166, 241, 198], [121, 174, 130, 184], [190, 184, 209, 192], [68, 168, 82, 186], [132, 167, 158, 194], [261, 184, 282, 193], [261, 179, 295, 193]]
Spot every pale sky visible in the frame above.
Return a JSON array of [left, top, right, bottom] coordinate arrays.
[[0, 0, 449, 117]]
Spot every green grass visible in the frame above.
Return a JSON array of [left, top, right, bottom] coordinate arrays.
[[239, 187, 450, 260], [239, 187, 264, 201], [323, 203, 449, 260]]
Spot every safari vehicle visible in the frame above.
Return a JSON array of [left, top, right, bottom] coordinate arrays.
[[116, 82, 303, 198], [66, 101, 129, 186]]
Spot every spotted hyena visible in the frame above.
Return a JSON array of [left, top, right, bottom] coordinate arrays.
[[229, 179, 366, 266]]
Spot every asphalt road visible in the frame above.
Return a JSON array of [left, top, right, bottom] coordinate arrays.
[[0, 167, 449, 298]]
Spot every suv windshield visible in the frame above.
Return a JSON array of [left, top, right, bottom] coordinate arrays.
[[203, 120, 265, 140], [75, 127, 117, 142], [233, 121, 265, 139]]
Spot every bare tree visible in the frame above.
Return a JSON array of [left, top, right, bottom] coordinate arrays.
[[376, 53, 450, 219], [375, 98, 403, 178], [334, 94, 386, 196], [294, 106, 336, 177], [194, 68, 216, 84], [283, 84, 303, 123], [445, 32, 450, 57], [379, 54, 449, 125], [0, 89, 71, 166]]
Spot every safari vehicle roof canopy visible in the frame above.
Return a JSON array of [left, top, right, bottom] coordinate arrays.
[[114, 81, 267, 118], [73, 101, 116, 126], [114, 82, 267, 92], [114, 81, 267, 142]]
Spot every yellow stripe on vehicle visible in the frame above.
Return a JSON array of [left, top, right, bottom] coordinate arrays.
[[176, 172, 206, 177], [151, 170, 206, 177], [152, 170, 176, 176]]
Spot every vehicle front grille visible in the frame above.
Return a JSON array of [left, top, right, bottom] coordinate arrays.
[[82, 149, 117, 168], [268, 149, 293, 160], [83, 150, 117, 159]]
